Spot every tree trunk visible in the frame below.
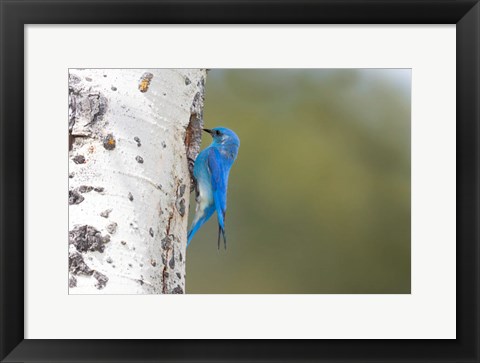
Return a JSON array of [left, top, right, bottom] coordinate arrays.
[[68, 69, 206, 294]]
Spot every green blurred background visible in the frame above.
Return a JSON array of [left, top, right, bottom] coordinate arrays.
[[186, 69, 411, 294]]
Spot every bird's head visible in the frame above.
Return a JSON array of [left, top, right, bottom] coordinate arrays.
[[203, 127, 240, 147]]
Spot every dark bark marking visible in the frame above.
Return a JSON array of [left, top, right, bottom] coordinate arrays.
[[86, 93, 108, 127], [175, 183, 187, 217], [165, 211, 174, 236], [69, 185, 101, 205], [69, 73, 107, 138], [69, 189, 84, 205], [69, 73, 81, 85], [73, 155, 86, 164], [93, 271, 109, 289], [161, 235, 172, 250], [161, 211, 175, 294], [78, 185, 94, 193], [69, 225, 110, 253], [176, 198, 186, 217], [103, 133, 116, 150], [106, 222, 118, 234], [100, 209, 112, 218], [69, 225, 112, 290], [69, 250, 94, 276], [172, 286, 184, 294], [179, 184, 186, 197], [138, 72, 154, 93]]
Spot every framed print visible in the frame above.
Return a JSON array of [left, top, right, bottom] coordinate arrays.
[[1, 0, 479, 362]]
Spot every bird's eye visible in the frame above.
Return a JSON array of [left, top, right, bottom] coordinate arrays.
[[215, 130, 221, 136]]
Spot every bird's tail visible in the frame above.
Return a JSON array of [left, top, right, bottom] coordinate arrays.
[[187, 205, 214, 247], [217, 225, 227, 250], [187, 225, 199, 247], [216, 210, 227, 250]]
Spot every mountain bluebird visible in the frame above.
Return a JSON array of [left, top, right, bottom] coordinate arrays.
[[187, 127, 240, 249]]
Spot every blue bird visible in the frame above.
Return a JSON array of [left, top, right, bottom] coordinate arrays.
[[187, 127, 240, 249]]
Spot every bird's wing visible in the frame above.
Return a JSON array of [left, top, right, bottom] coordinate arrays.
[[207, 147, 227, 228]]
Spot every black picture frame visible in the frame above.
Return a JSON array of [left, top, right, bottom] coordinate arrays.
[[1, 1, 478, 362]]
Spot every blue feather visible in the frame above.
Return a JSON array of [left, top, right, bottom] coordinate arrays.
[[187, 127, 239, 249]]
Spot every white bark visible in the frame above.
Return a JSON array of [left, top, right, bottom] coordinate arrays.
[[68, 69, 206, 294]]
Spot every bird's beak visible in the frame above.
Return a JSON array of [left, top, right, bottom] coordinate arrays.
[[203, 128, 213, 135]]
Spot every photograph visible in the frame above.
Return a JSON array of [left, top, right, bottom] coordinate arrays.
[[2, 0, 477, 360], [68, 68, 411, 294]]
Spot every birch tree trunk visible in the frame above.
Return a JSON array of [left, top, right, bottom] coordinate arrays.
[[68, 69, 206, 294]]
